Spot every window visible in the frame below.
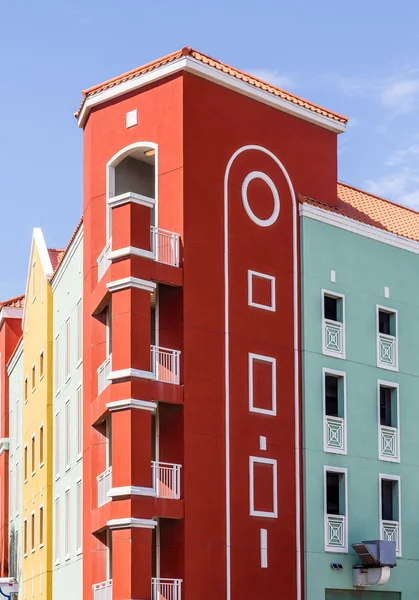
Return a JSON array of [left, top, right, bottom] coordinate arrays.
[[39, 352, 44, 379], [24, 518, 28, 556], [324, 467, 347, 552], [24, 445, 28, 482], [55, 412, 60, 478], [322, 290, 345, 359], [55, 335, 60, 393], [106, 303, 112, 356], [24, 378, 28, 403], [32, 261, 36, 300], [77, 299, 82, 363], [380, 474, 401, 556], [54, 497, 60, 564], [39, 506, 44, 547], [377, 306, 398, 371], [65, 318, 71, 380], [323, 369, 346, 454], [76, 386, 82, 459], [31, 366, 36, 391], [31, 436, 35, 475], [15, 461, 19, 515], [65, 489, 70, 559], [76, 479, 82, 554], [65, 400, 70, 469], [31, 513, 35, 551], [39, 426, 44, 466]]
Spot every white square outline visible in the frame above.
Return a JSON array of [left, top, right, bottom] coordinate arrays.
[[379, 473, 402, 557], [248, 270, 276, 312], [324, 465, 348, 553], [376, 304, 398, 372], [377, 380, 400, 463], [248, 353, 276, 416], [321, 289, 346, 359], [322, 368, 347, 455], [249, 456, 278, 518]]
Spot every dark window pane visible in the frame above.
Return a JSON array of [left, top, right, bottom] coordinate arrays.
[[382, 479, 394, 521], [325, 376, 339, 417], [379, 310, 391, 335], [324, 296, 338, 321], [380, 387, 392, 426], [326, 472, 340, 515]]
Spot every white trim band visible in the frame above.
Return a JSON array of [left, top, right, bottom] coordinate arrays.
[[106, 399, 157, 412], [109, 368, 155, 382], [107, 191, 155, 209], [109, 486, 156, 498], [107, 518, 157, 530], [107, 277, 156, 294]]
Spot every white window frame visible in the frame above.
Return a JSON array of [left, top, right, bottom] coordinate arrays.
[[77, 298, 83, 366], [55, 334, 60, 394], [31, 260, 36, 302], [39, 423, 44, 468], [322, 368, 347, 455], [376, 305, 398, 371], [76, 478, 82, 555], [54, 411, 60, 480], [39, 350, 44, 380], [324, 465, 348, 553], [30, 511, 35, 553], [39, 504, 44, 548], [65, 317, 71, 381], [76, 386, 82, 460], [249, 456, 278, 518], [31, 434, 36, 476], [15, 460, 19, 517], [65, 398, 71, 471], [106, 304, 112, 357], [379, 473, 402, 557], [31, 364, 36, 392], [321, 289, 346, 359], [24, 443, 28, 483], [247, 270, 276, 312], [248, 353, 277, 416], [65, 487, 71, 560], [377, 380, 400, 463], [54, 495, 60, 565], [23, 517, 28, 557]]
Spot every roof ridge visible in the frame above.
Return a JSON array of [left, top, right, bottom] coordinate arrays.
[[0, 293, 25, 308]]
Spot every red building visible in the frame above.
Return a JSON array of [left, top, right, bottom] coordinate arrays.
[[0, 296, 23, 576], [77, 47, 346, 600]]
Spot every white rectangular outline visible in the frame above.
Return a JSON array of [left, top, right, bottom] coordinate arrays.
[[322, 368, 347, 455], [259, 436, 267, 451], [248, 353, 277, 416], [379, 473, 402, 557], [260, 528, 268, 568], [377, 380, 400, 463], [323, 465, 348, 553], [249, 456, 278, 518], [321, 289, 346, 359], [248, 270, 276, 312], [376, 304, 399, 372]]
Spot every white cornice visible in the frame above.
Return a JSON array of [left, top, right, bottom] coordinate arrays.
[[0, 307, 23, 328], [7, 339, 23, 375], [51, 225, 83, 291], [109, 368, 155, 382], [78, 55, 345, 134], [107, 517, 157, 530], [300, 204, 419, 255], [109, 486, 156, 498], [108, 246, 155, 262], [107, 191, 155, 210], [106, 277, 156, 294], [106, 399, 157, 412]]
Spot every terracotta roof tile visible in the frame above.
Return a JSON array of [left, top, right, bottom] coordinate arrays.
[[302, 182, 419, 243], [0, 294, 25, 309], [50, 217, 83, 283], [75, 46, 347, 125], [48, 249, 65, 273]]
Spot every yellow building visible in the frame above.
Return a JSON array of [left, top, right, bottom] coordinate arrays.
[[21, 229, 62, 599]]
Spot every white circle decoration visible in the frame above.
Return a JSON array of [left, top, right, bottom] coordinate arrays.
[[241, 171, 280, 227]]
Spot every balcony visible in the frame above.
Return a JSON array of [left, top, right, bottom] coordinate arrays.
[[151, 346, 180, 385], [378, 333, 397, 370], [324, 416, 345, 454], [151, 226, 180, 268], [325, 514, 346, 552], [97, 466, 112, 507], [379, 425, 399, 461], [152, 578, 182, 600], [98, 355, 112, 396], [381, 520, 400, 555], [98, 239, 112, 282], [323, 319, 344, 358], [93, 580, 112, 600], [152, 461, 181, 499]]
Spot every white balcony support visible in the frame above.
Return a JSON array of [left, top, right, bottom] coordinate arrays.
[[325, 514, 346, 552], [152, 578, 182, 600], [381, 520, 401, 555], [324, 416, 346, 453], [323, 319, 345, 358], [98, 239, 112, 281], [92, 580, 112, 600], [152, 461, 181, 499], [379, 425, 399, 461], [98, 354, 112, 396], [151, 226, 180, 267], [97, 467, 112, 507], [378, 334, 398, 370], [151, 345, 180, 384]]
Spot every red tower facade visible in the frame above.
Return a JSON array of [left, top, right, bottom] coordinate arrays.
[[79, 47, 344, 600]]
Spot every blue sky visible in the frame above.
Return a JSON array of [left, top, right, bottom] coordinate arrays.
[[1, 0, 419, 298]]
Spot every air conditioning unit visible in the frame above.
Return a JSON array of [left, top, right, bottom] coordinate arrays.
[[352, 540, 396, 588]]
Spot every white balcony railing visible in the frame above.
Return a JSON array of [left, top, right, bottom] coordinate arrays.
[[151, 345, 180, 384], [325, 514, 346, 552], [151, 226, 180, 267], [381, 520, 400, 554], [152, 578, 182, 600], [380, 425, 399, 461], [325, 416, 345, 453], [98, 354, 112, 396], [93, 580, 112, 600], [97, 239, 112, 282], [323, 319, 344, 358], [97, 466, 112, 507], [378, 334, 397, 370], [152, 461, 181, 499]]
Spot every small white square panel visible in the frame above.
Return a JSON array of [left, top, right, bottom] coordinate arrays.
[[126, 109, 138, 128], [248, 270, 276, 312]]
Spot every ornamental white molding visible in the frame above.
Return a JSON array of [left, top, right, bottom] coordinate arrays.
[[106, 277, 156, 294], [109, 368, 155, 382], [107, 191, 155, 210], [106, 399, 157, 413], [109, 486, 156, 499], [108, 246, 155, 262], [107, 518, 157, 530]]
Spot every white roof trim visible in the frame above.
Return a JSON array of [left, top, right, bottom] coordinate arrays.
[[78, 55, 346, 134], [22, 228, 53, 330], [51, 224, 83, 291], [7, 338, 23, 375], [0, 307, 23, 328]]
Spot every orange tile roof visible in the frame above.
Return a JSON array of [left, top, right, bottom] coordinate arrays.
[[50, 217, 83, 283], [75, 46, 347, 125], [48, 249, 65, 273], [301, 182, 419, 243], [0, 294, 25, 309]]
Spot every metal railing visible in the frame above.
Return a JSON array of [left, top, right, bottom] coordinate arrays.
[[325, 514, 346, 551], [97, 239, 112, 281], [152, 461, 181, 499], [98, 354, 112, 396], [325, 416, 345, 452], [151, 345, 180, 384], [152, 578, 182, 600], [151, 226, 180, 267], [381, 520, 400, 554], [380, 425, 399, 460], [323, 319, 344, 357], [378, 334, 397, 369], [92, 580, 112, 600], [97, 466, 112, 507]]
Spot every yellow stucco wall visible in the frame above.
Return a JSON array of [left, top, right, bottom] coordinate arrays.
[[22, 237, 53, 599]]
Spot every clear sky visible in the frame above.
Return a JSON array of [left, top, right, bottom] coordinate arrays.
[[1, 0, 418, 299]]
